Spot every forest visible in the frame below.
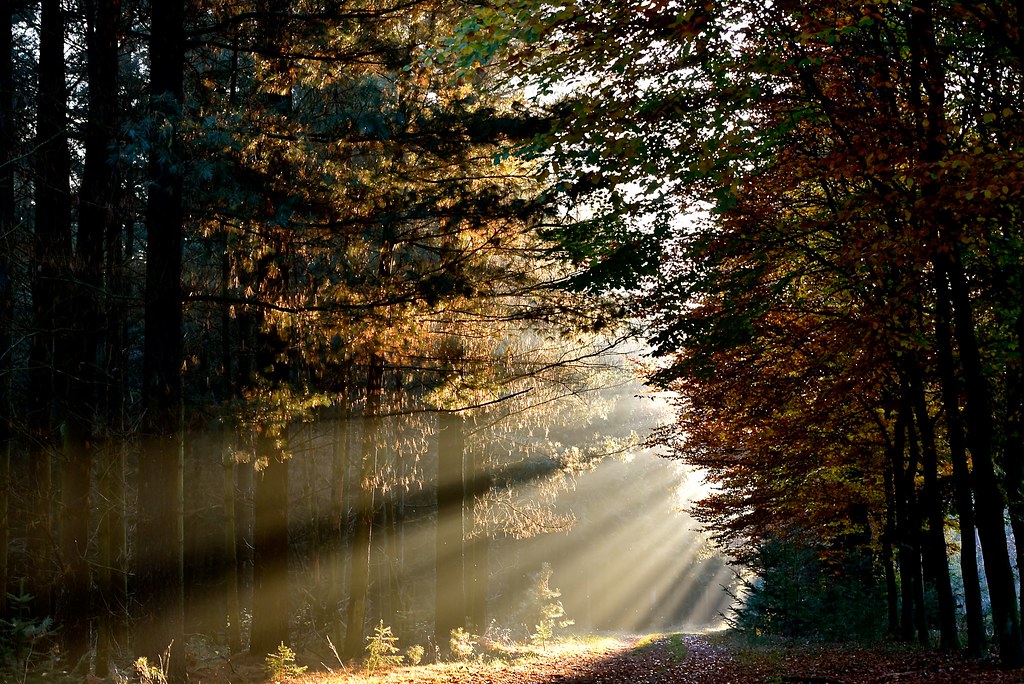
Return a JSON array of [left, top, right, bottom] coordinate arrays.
[[3, 0, 1024, 682]]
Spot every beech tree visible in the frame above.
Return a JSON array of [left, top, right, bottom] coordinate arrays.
[[451, 0, 1024, 663]]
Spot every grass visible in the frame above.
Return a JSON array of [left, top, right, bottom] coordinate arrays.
[[633, 632, 688, 664]]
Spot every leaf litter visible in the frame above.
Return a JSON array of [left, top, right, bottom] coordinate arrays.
[[193, 634, 1024, 683]]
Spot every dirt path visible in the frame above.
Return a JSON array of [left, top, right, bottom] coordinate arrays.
[[193, 634, 1024, 684]]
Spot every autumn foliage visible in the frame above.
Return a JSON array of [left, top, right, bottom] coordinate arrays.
[[452, 0, 1024, 665]]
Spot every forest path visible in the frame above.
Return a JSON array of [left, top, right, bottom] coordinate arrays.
[[193, 633, 1023, 683]]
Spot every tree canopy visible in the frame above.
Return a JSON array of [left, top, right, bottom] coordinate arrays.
[[449, 0, 1024, 664]]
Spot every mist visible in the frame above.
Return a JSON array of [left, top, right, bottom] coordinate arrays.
[[173, 380, 735, 659]]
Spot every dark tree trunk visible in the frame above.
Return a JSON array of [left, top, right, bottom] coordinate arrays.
[[136, 0, 186, 679], [58, 437, 91, 670], [248, 224, 292, 655], [250, 437, 290, 656], [328, 402, 350, 643], [904, 411, 929, 646], [908, 365, 959, 650], [235, 437, 255, 623], [28, 0, 74, 621], [183, 440, 225, 638], [62, 0, 122, 668], [372, 486, 391, 626], [0, 0, 14, 621], [466, 443, 490, 632], [218, 235, 241, 654], [96, 443, 126, 676], [889, 403, 921, 643], [932, 264, 986, 657], [882, 460, 899, 636], [941, 252, 1024, 666], [435, 411, 466, 653], [906, 0, 1021, 664], [1004, 266, 1024, 628], [100, 227, 130, 666], [384, 487, 404, 634], [222, 438, 242, 654], [343, 357, 383, 660]]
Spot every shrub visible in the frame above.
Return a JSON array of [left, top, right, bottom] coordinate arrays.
[[364, 620, 403, 673], [264, 642, 307, 680], [727, 537, 886, 642], [405, 643, 425, 666], [0, 591, 56, 676], [449, 627, 478, 661], [529, 563, 574, 649], [133, 657, 168, 684]]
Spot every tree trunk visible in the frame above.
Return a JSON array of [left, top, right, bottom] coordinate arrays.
[[932, 263, 986, 657], [95, 442, 126, 677], [906, 0, 1020, 663], [0, 0, 13, 620], [466, 443, 490, 632], [28, 0, 74, 621], [908, 365, 958, 650], [941, 251, 1024, 666], [882, 460, 899, 636], [385, 487, 404, 635], [904, 411, 929, 646], [58, 431, 91, 670], [250, 435, 290, 656], [222, 437, 242, 654], [889, 403, 921, 643], [343, 356, 383, 660], [62, 0, 122, 668], [1004, 265, 1024, 628], [235, 436, 255, 625], [218, 227, 242, 654], [136, 0, 187, 678], [328, 403, 350, 642], [102, 222, 131, 664], [435, 411, 466, 653]]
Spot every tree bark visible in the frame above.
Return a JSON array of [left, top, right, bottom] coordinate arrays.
[[1004, 265, 1024, 629], [881, 459, 899, 636], [222, 437, 242, 654], [96, 442, 126, 676], [907, 0, 1021, 663], [0, 0, 14, 621], [903, 418, 929, 647], [941, 251, 1024, 666], [250, 436, 290, 656], [343, 356, 383, 660], [62, 0, 123, 668], [466, 443, 490, 632], [889, 403, 922, 643], [907, 364, 958, 650], [28, 0, 74, 621], [435, 410, 466, 653], [328, 402, 350, 643], [136, 1, 187, 679], [932, 264, 986, 657]]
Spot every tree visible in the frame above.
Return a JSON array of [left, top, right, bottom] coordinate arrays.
[[0, 0, 14, 623], [135, 0, 187, 679], [435, 410, 466, 652], [449, 0, 1024, 662], [27, 0, 73, 623]]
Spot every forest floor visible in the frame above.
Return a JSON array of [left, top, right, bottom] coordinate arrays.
[[189, 632, 1024, 684]]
